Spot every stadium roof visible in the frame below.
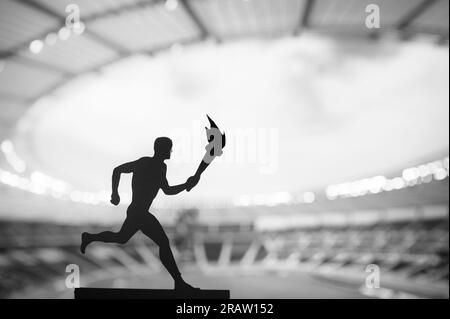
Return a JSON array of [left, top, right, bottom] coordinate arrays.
[[1, 0, 449, 133]]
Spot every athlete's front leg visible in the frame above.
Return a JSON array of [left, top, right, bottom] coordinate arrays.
[[140, 213, 200, 291]]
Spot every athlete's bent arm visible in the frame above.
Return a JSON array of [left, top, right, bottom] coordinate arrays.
[[111, 160, 137, 205]]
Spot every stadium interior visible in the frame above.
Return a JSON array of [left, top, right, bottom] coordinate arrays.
[[0, 0, 449, 299]]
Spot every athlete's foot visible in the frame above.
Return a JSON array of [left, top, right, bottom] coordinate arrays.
[[80, 232, 91, 254], [174, 280, 200, 293]]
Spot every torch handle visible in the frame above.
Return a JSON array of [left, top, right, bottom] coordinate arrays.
[[186, 159, 211, 192], [194, 160, 210, 177]]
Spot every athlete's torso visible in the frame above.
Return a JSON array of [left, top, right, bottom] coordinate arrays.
[[130, 157, 166, 211]]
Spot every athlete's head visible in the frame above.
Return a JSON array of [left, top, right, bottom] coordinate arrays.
[[154, 137, 173, 160]]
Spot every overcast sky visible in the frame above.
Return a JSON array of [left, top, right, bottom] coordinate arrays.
[[13, 34, 450, 208]]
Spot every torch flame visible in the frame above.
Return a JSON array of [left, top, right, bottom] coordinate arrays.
[[206, 114, 226, 149]]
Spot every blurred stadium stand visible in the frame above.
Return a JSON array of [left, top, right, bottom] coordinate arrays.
[[0, 178, 448, 298]]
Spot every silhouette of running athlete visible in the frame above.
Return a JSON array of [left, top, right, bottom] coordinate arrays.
[[80, 137, 200, 291]]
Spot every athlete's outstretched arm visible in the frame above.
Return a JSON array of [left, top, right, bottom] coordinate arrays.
[[161, 182, 187, 195], [160, 166, 187, 196], [111, 160, 137, 205]]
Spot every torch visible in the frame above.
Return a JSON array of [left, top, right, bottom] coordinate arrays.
[[186, 115, 226, 192]]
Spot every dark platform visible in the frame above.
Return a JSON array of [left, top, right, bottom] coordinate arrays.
[[74, 288, 230, 299]]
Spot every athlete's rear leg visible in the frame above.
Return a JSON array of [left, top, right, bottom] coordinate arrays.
[[80, 217, 138, 254], [140, 213, 199, 291]]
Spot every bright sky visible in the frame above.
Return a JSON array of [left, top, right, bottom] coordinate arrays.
[[13, 34, 450, 208]]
